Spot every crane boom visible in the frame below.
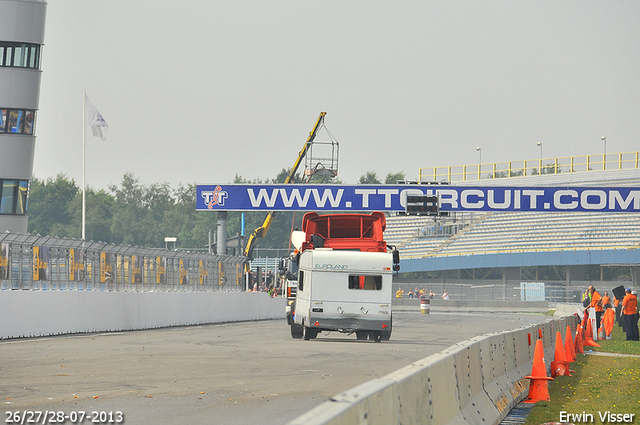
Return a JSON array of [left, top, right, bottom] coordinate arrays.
[[243, 112, 327, 259]]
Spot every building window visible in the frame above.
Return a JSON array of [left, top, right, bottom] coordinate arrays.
[[0, 179, 29, 215], [0, 42, 41, 69], [0, 109, 36, 135]]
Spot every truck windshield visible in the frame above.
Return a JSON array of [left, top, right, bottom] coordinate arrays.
[[287, 258, 299, 279]]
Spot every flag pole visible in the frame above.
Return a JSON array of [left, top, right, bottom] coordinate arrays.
[[82, 87, 86, 240]]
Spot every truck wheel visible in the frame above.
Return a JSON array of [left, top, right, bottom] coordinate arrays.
[[355, 331, 368, 340], [369, 331, 382, 343], [291, 323, 303, 339], [303, 327, 318, 340]]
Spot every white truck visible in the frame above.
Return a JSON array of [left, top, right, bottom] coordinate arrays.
[[287, 212, 399, 342]]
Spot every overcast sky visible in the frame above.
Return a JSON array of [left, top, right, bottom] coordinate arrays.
[[35, 1, 640, 190]]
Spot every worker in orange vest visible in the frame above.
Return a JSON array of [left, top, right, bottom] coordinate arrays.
[[588, 286, 604, 332], [621, 288, 639, 341], [602, 291, 611, 310]]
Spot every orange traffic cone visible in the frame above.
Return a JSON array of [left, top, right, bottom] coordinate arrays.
[[524, 339, 553, 403], [581, 310, 589, 335], [550, 331, 571, 377], [565, 325, 577, 362], [574, 325, 584, 355], [583, 318, 601, 348], [598, 323, 605, 340]]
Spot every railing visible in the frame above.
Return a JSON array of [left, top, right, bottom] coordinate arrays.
[[419, 151, 640, 182], [0, 233, 245, 292]]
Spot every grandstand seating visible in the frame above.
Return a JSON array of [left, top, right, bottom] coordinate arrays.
[[386, 168, 640, 259], [385, 211, 640, 258]]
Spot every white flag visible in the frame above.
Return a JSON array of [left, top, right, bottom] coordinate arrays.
[[85, 94, 108, 141]]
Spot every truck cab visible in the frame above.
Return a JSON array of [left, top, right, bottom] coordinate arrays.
[[280, 255, 298, 325]]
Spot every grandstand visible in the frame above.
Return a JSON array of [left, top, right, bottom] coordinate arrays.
[[387, 210, 640, 258], [386, 156, 640, 296]]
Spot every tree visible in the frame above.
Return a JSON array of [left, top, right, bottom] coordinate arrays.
[[55, 188, 115, 242], [27, 174, 79, 237], [224, 172, 303, 254], [161, 183, 219, 249], [273, 168, 302, 184], [532, 162, 563, 176], [109, 173, 173, 247], [358, 171, 381, 184], [384, 171, 406, 184], [27, 168, 381, 252]]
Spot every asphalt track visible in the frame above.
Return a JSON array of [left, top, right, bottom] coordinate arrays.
[[1, 311, 550, 425]]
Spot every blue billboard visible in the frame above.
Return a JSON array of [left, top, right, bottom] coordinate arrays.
[[196, 184, 640, 213]]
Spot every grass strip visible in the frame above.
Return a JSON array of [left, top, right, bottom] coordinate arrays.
[[525, 321, 640, 424]]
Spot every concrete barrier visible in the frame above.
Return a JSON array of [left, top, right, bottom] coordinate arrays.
[[0, 290, 286, 339], [554, 302, 583, 317], [392, 298, 549, 313], [287, 315, 579, 425]]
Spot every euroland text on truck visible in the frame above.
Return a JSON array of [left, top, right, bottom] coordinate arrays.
[[280, 212, 400, 342]]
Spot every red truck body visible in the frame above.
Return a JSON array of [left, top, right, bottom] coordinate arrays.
[[299, 212, 387, 253]]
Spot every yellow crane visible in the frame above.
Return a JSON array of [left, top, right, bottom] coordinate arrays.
[[243, 112, 327, 261]]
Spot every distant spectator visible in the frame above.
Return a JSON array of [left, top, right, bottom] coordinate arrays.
[[588, 286, 604, 331], [408, 290, 414, 299], [395, 288, 404, 298], [429, 290, 435, 299], [602, 291, 611, 310], [441, 289, 449, 300], [621, 288, 639, 341], [614, 293, 624, 329]]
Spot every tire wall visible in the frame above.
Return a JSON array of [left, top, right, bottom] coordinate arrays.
[[287, 315, 579, 425]]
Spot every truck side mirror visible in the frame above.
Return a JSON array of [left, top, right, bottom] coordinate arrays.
[[392, 249, 400, 272]]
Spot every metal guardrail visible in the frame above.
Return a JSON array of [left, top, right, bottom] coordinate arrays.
[[419, 151, 640, 182], [0, 233, 246, 292]]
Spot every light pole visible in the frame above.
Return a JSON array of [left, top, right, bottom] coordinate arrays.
[[537, 142, 542, 175], [476, 147, 481, 179], [601, 136, 606, 170]]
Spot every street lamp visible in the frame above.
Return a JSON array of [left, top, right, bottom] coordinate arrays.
[[601, 136, 606, 170], [476, 147, 481, 179], [537, 142, 542, 175], [536, 142, 542, 160]]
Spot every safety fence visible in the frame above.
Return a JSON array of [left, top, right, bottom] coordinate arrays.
[[288, 313, 579, 425], [419, 150, 640, 182], [394, 282, 597, 304], [0, 233, 245, 292]]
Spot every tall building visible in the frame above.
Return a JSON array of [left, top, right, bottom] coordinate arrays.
[[0, 0, 47, 233]]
